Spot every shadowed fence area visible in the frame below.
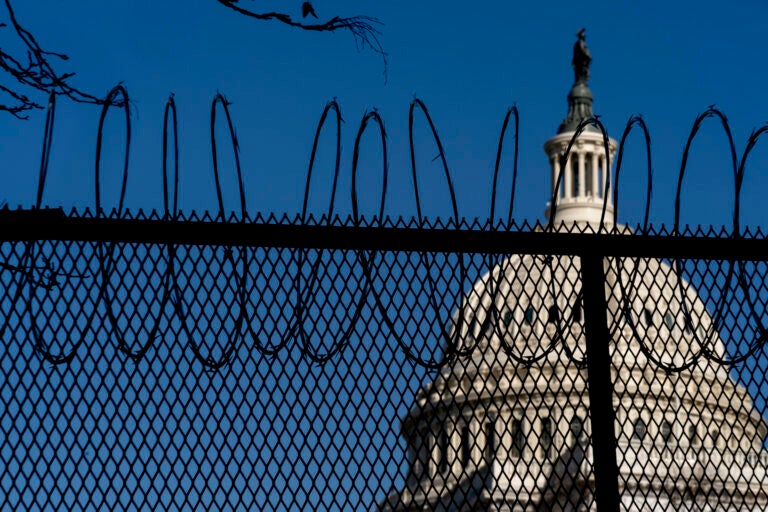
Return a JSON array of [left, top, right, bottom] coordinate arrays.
[[1, 211, 768, 510], [2, 90, 768, 510]]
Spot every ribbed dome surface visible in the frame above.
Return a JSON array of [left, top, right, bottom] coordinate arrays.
[[381, 254, 768, 511], [379, 32, 768, 512]]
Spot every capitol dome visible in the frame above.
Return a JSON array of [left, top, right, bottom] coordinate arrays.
[[380, 32, 768, 512]]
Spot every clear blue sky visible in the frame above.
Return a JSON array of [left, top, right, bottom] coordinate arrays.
[[3, 3, 768, 509], [0, 0, 767, 230]]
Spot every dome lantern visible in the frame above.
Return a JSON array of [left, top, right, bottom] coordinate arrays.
[[544, 28, 617, 227]]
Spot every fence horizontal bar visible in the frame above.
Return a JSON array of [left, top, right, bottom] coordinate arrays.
[[0, 208, 765, 260]]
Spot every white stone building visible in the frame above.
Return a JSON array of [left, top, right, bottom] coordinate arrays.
[[379, 34, 768, 511]]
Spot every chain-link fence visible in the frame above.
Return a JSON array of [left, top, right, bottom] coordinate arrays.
[[1, 209, 767, 511]]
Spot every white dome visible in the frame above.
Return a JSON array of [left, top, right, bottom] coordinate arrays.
[[379, 34, 768, 510], [381, 253, 768, 511]]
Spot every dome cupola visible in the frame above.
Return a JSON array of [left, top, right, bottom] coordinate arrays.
[[544, 28, 617, 227]]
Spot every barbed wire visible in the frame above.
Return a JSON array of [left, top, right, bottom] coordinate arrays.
[[1, 85, 768, 370], [13, 85, 768, 235]]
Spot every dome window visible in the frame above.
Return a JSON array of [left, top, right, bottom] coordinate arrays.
[[660, 420, 673, 442], [460, 424, 471, 464], [710, 429, 719, 449], [663, 311, 675, 330], [484, 421, 495, 462], [633, 418, 646, 440], [548, 305, 559, 324], [438, 429, 449, 473], [541, 417, 553, 458], [481, 315, 492, 336], [524, 306, 535, 325], [511, 419, 524, 457], [689, 425, 699, 447], [569, 416, 586, 445], [643, 308, 654, 326]]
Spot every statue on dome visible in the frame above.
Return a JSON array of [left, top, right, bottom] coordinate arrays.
[[572, 28, 591, 84]]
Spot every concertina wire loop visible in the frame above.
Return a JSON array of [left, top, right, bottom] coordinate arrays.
[[294, 100, 367, 364], [485, 106, 566, 366], [618, 108, 738, 372], [106, 92, 176, 363], [7, 84, 768, 370], [709, 123, 768, 366], [172, 92, 249, 369], [618, 108, 768, 371], [1, 92, 84, 363], [405, 98, 470, 367], [0, 92, 51, 349], [670, 108, 737, 370], [541, 117, 613, 367], [34, 86, 132, 364]]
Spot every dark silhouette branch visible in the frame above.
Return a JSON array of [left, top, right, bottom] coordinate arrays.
[[0, 0, 105, 119], [0, 0, 387, 120], [216, 0, 387, 77]]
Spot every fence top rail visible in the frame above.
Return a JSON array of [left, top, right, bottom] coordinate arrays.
[[0, 207, 763, 260]]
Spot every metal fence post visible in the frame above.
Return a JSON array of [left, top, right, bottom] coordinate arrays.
[[580, 253, 621, 511]]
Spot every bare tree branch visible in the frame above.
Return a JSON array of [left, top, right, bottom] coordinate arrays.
[[216, 0, 387, 78], [0, 0, 107, 119], [0, 0, 388, 120]]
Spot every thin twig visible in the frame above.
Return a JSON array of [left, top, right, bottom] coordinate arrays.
[[216, 0, 387, 78], [0, 0, 108, 117]]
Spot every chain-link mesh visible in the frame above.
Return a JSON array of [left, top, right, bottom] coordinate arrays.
[[1, 212, 767, 510], [605, 255, 768, 510]]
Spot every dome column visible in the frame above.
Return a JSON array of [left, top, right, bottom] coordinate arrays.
[[591, 153, 599, 198], [544, 135, 617, 225], [601, 154, 611, 205]]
